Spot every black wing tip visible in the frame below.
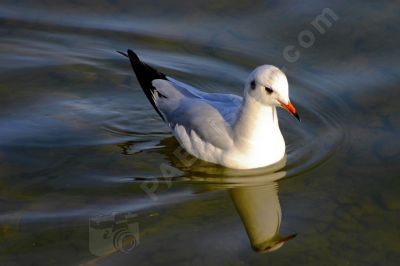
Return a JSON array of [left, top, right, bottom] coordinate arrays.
[[120, 49, 166, 121], [127, 49, 137, 57], [117, 50, 140, 62], [116, 50, 128, 57], [127, 49, 140, 62]]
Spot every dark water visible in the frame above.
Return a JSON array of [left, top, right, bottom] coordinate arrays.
[[0, 1, 399, 265]]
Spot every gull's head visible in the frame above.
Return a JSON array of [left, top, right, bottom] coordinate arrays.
[[245, 65, 300, 120]]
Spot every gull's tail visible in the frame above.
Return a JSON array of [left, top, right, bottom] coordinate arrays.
[[117, 49, 167, 120]]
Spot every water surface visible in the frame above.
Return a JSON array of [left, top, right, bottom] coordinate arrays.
[[0, 1, 399, 265]]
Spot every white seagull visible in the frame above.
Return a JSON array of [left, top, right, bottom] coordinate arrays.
[[118, 50, 300, 169]]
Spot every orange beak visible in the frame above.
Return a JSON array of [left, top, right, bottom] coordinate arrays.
[[278, 100, 300, 121]]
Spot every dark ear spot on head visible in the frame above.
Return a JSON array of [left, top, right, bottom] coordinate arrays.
[[265, 87, 273, 94], [250, 80, 256, 90]]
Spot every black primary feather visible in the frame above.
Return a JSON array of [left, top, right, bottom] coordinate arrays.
[[118, 49, 168, 120]]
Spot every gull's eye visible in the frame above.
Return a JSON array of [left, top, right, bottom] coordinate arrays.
[[265, 87, 273, 94], [250, 80, 256, 90]]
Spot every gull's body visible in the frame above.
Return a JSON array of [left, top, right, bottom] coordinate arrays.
[[119, 50, 299, 169]]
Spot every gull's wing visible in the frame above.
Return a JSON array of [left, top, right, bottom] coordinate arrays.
[[152, 79, 238, 149], [166, 77, 243, 125], [121, 49, 243, 149]]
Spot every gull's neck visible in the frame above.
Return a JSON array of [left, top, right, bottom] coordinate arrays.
[[233, 96, 283, 153]]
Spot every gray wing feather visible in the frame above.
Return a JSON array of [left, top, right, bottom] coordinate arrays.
[[152, 78, 243, 149], [166, 77, 243, 124]]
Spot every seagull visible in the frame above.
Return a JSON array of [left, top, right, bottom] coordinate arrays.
[[118, 50, 300, 169]]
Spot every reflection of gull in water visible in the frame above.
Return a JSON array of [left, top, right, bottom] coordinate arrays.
[[124, 138, 296, 252], [230, 182, 296, 252], [188, 157, 296, 253]]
